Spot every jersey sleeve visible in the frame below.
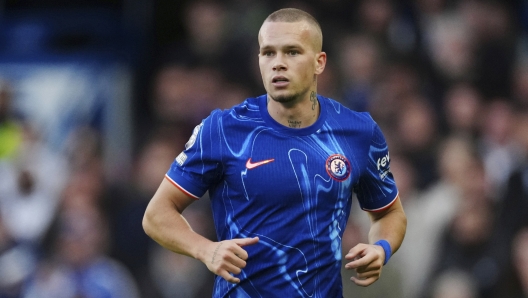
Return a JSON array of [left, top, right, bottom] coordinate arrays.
[[165, 110, 224, 199], [354, 120, 399, 211]]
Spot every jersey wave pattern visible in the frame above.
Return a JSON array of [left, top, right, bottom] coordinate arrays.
[[166, 94, 398, 298]]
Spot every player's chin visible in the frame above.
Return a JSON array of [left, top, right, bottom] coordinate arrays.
[[269, 91, 297, 103]]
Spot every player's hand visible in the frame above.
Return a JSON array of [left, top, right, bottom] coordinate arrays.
[[205, 237, 259, 284], [344, 243, 385, 287]]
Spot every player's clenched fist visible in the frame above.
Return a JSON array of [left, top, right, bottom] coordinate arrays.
[[204, 237, 259, 283]]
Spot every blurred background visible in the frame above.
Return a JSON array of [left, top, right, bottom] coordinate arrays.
[[0, 0, 527, 297]]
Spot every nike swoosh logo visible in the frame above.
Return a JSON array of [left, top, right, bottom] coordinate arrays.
[[246, 158, 275, 169]]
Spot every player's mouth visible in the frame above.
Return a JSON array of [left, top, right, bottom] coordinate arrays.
[[272, 76, 289, 87]]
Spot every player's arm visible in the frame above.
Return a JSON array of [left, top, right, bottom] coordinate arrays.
[[142, 178, 259, 283], [367, 195, 406, 259], [345, 195, 407, 286]]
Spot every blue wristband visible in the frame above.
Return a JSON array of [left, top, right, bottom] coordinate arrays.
[[374, 240, 392, 265]]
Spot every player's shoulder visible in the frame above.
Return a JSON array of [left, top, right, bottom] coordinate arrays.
[[202, 95, 264, 130], [210, 95, 264, 121], [231, 96, 263, 117], [321, 95, 376, 127]]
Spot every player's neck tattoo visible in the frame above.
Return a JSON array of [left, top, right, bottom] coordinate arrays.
[[310, 91, 317, 111], [288, 120, 302, 128]]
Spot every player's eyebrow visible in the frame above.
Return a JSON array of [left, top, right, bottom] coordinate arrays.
[[259, 45, 274, 51], [282, 45, 303, 51], [260, 44, 303, 51]]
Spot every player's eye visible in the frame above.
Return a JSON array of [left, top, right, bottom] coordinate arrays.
[[262, 51, 274, 57], [288, 50, 299, 56]]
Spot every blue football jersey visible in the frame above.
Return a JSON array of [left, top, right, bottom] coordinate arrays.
[[166, 94, 398, 298]]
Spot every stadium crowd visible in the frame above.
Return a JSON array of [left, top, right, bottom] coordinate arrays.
[[1, 0, 528, 297]]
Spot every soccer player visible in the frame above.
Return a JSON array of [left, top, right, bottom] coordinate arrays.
[[143, 8, 407, 297]]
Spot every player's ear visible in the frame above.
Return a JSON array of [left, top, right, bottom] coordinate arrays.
[[314, 52, 326, 75]]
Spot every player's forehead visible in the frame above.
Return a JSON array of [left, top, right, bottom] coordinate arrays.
[[258, 20, 317, 48]]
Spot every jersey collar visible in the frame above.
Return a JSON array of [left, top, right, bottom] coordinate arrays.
[[258, 94, 327, 136]]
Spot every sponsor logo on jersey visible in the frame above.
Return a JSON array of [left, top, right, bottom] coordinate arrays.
[[377, 152, 390, 180], [185, 123, 203, 150], [246, 158, 275, 170], [175, 152, 187, 166], [326, 154, 351, 181]]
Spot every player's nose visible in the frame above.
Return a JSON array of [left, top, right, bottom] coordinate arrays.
[[272, 55, 287, 71]]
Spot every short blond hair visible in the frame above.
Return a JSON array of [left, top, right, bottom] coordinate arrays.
[[263, 8, 323, 51]]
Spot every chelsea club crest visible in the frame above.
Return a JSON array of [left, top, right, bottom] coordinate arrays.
[[326, 154, 351, 182]]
